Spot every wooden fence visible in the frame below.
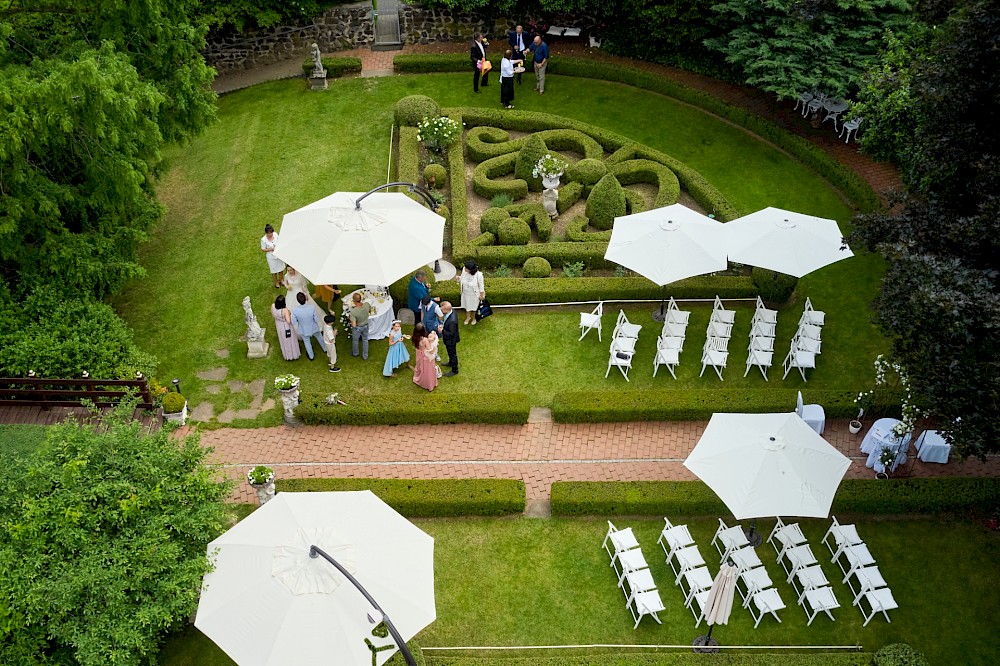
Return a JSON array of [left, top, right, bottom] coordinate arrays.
[[0, 378, 154, 410]]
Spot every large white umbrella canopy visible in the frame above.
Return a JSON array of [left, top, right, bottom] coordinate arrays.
[[195, 491, 435, 666], [725, 207, 853, 278], [684, 413, 851, 520], [273, 191, 445, 286], [604, 204, 728, 286]]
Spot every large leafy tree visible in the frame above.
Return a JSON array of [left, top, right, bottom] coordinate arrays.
[[851, 0, 1000, 458], [0, 0, 216, 298], [705, 0, 912, 99], [0, 404, 231, 666]]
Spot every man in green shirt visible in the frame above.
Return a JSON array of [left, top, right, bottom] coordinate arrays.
[[349, 292, 370, 360]]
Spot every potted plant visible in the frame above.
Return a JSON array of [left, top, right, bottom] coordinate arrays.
[[162, 391, 187, 426], [851, 390, 874, 434], [532, 153, 569, 189], [247, 465, 276, 505], [275, 374, 301, 424], [876, 447, 896, 479], [274, 374, 300, 392]]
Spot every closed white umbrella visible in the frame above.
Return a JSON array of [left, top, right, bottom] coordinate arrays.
[[195, 491, 435, 666], [725, 207, 853, 277], [274, 191, 445, 286], [694, 563, 739, 652]]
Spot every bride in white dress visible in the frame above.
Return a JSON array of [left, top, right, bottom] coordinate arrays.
[[283, 266, 327, 330]]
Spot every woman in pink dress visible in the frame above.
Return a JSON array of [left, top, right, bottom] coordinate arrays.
[[271, 295, 301, 361], [412, 324, 439, 391]]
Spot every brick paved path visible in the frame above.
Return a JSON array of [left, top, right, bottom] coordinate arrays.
[[200, 419, 1000, 504]]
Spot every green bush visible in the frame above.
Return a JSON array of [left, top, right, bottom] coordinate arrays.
[[394, 95, 441, 127], [434, 204, 450, 221], [497, 218, 531, 245], [566, 157, 608, 185], [393, 53, 471, 73], [492, 264, 513, 277], [301, 56, 362, 78], [623, 188, 647, 214], [566, 215, 613, 242], [397, 126, 421, 185], [833, 478, 1000, 515], [161, 392, 186, 414], [610, 159, 681, 207], [873, 644, 929, 666], [490, 193, 514, 208], [479, 208, 510, 236], [472, 152, 528, 200], [586, 174, 627, 230], [514, 133, 548, 192], [423, 163, 447, 188], [562, 261, 586, 278], [277, 478, 526, 517], [470, 231, 496, 246], [295, 391, 531, 425], [507, 203, 552, 242], [466, 126, 518, 163], [535, 129, 604, 160], [753, 267, 800, 305], [522, 257, 552, 278], [557, 181, 584, 214]]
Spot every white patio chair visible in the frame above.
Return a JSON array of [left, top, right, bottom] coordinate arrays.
[[665, 297, 690, 325], [613, 310, 642, 339], [840, 116, 863, 143], [707, 320, 733, 339], [700, 347, 728, 380], [801, 297, 825, 326], [712, 295, 736, 324], [748, 588, 785, 628], [620, 566, 656, 599], [728, 546, 763, 573], [579, 302, 603, 341], [779, 544, 818, 583], [749, 335, 775, 352], [626, 588, 666, 629], [792, 332, 822, 355], [603, 520, 639, 559], [738, 567, 773, 608], [657, 518, 695, 560], [680, 566, 714, 605], [783, 350, 817, 382], [658, 334, 685, 352], [687, 589, 711, 628], [612, 547, 649, 583], [823, 517, 862, 560], [848, 565, 888, 607], [799, 587, 840, 625], [792, 564, 831, 595], [744, 349, 773, 380], [754, 296, 778, 324], [797, 322, 823, 340], [605, 342, 635, 382], [660, 319, 687, 339], [805, 96, 824, 118], [768, 517, 807, 557], [795, 391, 826, 434], [712, 518, 750, 562], [836, 543, 876, 584], [858, 587, 898, 626], [653, 342, 680, 379], [669, 545, 706, 585], [751, 320, 777, 338], [793, 91, 813, 113]]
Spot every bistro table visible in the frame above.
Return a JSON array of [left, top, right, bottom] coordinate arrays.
[[822, 98, 850, 130], [861, 418, 912, 474], [914, 430, 952, 464], [342, 287, 394, 340]]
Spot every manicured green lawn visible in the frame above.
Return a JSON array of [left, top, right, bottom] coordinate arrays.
[[115, 73, 883, 422], [0, 424, 47, 462], [160, 515, 999, 665]]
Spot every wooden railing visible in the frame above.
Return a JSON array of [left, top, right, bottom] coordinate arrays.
[[0, 378, 154, 410]]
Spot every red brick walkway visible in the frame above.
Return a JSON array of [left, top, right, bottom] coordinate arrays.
[[200, 419, 1000, 504]]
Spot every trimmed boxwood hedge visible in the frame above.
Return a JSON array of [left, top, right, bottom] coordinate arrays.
[[550, 478, 1000, 517], [552, 389, 903, 423], [586, 173, 627, 230], [397, 126, 420, 185], [301, 56, 362, 78], [277, 478, 526, 517], [498, 218, 531, 245], [480, 207, 510, 236], [425, 657, 871, 666], [466, 127, 605, 164], [523, 256, 552, 278], [394, 94, 442, 127], [423, 163, 447, 188], [507, 203, 552, 242], [610, 159, 681, 208], [473, 152, 529, 200], [623, 188, 647, 214], [567, 157, 608, 185], [296, 391, 531, 425], [566, 215, 613, 242], [557, 181, 584, 214], [515, 134, 548, 192]]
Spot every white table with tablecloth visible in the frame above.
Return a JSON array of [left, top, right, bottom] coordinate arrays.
[[861, 417, 912, 474], [342, 288, 394, 340], [915, 430, 951, 464]]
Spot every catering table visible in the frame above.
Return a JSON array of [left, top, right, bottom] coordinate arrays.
[[915, 430, 951, 464], [861, 418, 912, 474], [342, 288, 394, 340]]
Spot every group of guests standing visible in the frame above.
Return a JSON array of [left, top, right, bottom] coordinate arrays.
[[470, 25, 549, 109]]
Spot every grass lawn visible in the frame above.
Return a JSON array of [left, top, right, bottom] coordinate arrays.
[[160, 515, 1000, 665], [0, 424, 48, 462], [114, 73, 884, 423]]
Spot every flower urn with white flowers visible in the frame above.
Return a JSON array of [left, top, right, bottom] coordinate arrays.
[[247, 465, 276, 505], [275, 374, 300, 423], [533, 153, 569, 190]]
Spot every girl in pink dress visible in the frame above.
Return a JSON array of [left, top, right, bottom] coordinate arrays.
[[412, 330, 439, 391]]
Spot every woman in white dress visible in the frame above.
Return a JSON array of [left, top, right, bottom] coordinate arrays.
[[457, 260, 486, 325], [283, 265, 326, 329], [260, 224, 285, 288]]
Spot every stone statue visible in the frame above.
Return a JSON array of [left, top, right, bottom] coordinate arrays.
[[542, 187, 559, 218], [310, 43, 326, 77], [242, 296, 270, 359]]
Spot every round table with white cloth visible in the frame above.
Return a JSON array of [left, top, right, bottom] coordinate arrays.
[[860, 418, 912, 474], [342, 288, 394, 340], [914, 430, 951, 464]]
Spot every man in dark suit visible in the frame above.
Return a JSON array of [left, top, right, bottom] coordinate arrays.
[[440, 301, 460, 376], [507, 25, 528, 84], [470, 32, 489, 93]]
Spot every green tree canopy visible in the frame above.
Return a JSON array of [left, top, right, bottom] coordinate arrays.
[[0, 404, 231, 666]]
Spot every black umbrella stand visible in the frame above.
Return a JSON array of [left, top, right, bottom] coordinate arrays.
[[692, 624, 720, 653], [651, 284, 668, 322], [744, 518, 764, 547]]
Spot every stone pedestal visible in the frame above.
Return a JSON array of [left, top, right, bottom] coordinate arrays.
[[247, 338, 270, 359], [542, 186, 559, 218], [252, 480, 276, 505], [310, 74, 328, 90], [280, 386, 300, 424]]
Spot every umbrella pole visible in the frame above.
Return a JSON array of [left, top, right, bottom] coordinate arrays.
[[310, 545, 418, 666], [652, 284, 667, 323], [745, 518, 763, 547]]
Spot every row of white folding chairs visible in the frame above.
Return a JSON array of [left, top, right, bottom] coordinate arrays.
[[654, 298, 689, 379], [700, 296, 734, 380], [745, 296, 778, 380], [605, 310, 643, 381], [768, 518, 840, 625], [822, 517, 898, 626], [657, 518, 722, 627], [709, 518, 788, 627], [603, 521, 666, 628], [783, 297, 825, 381]]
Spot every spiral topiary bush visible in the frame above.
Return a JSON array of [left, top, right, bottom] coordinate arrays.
[[523, 257, 552, 278], [423, 163, 447, 188], [514, 134, 548, 192], [394, 95, 441, 127], [480, 208, 510, 236], [567, 158, 608, 186], [497, 218, 531, 245], [585, 174, 627, 230]]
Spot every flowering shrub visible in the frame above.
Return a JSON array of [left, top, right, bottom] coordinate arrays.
[[274, 374, 300, 390], [875, 355, 919, 436], [417, 116, 461, 152], [532, 153, 569, 179]]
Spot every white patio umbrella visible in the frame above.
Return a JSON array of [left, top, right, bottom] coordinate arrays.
[[694, 563, 739, 652], [684, 412, 851, 520], [273, 191, 445, 286], [604, 204, 728, 286], [195, 491, 435, 666], [725, 207, 853, 277]]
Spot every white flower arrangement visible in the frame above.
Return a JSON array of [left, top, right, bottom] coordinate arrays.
[[274, 374, 300, 391], [325, 392, 347, 406], [878, 446, 896, 469], [532, 153, 569, 180], [417, 116, 461, 152], [247, 465, 274, 486], [874, 355, 920, 437]]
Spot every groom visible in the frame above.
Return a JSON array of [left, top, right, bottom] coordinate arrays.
[[441, 301, 460, 376]]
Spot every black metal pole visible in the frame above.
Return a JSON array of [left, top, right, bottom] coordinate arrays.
[[309, 545, 417, 666], [355, 182, 437, 210]]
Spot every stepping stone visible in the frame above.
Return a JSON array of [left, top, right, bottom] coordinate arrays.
[[235, 409, 258, 421], [217, 409, 236, 424], [261, 398, 275, 412], [197, 367, 228, 381], [524, 499, 551, 518], [216, 348, 230, 359], [205, 384, 222, 395], [528, 407, 553, 423], [248, 378, 266, 409], [227, 380, 246, 392], [190, 402, 215, 422]]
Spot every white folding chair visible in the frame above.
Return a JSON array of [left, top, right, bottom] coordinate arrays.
[[728, 546, 763, 573], [620, 566, 656, 599], [707, 320, 733, 338], [613, 310, 642, 339], [801, 297, 825, 326], [748, 588, 785, 628], [669, 545, 706, 585], [680, 566, 714, 605], [795, 391, 826, 434], [658, 335, 685, 352], [858, 588, 898, 626], [653, 339, 680, 379], [840, 116, 863, 143], [792, 333, 822, 355], [797, 323, 823, 340], [712, 518, 750, 561], [822, 517, 862, 560], [657, 518, 695, 560], [792, 564, 831, 594], [605, 341, 635, 382], [799, 587, 840, 625], [700, 342, 728, 381], [779, 544, 818, 583], [579, 302, 603, 341], [612, 547, 649, 584], [848, 565, 888, 607], [754, 296, 778, 324], [660, 320, 687, 339], [744, 349, 773, 380], [687, 589, 711, 628], [738, 567, 773, 608], [836, 543, 876, 584], [751, 320, 777, 338], [768, 517, 807, 557], [749, 335, 775, 352], [626, 588, 665, 629], [603, 521, 639, 558], [783, 350, 817, 382], [665, 297, 690, 325], [712, 295, 736, 324]]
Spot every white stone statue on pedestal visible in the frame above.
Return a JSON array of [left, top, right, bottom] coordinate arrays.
[[280, 385, 300, 424], [542, 186, 559, 218], [242, 296, 270, 359], [310, 43, 326, 77]]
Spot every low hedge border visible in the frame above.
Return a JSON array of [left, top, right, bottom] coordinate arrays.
[[507, 203, 552, 242], [550, 478, 1000, 517], [472, 152, 528, 201], [302, 56, 363, 78], [465, 127, 604, 164], [295, 391, 531, 425], [398, 126, 421, 185], [424, 655, 872, 666], [552, 389, 902, 423], [276, 478, 526, 517], [566, 215, 613, 243], [610, 159, 681, 208]]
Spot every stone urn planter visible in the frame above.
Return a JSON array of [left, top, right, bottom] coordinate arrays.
[[247, 465, 276, 505], [542, 174, 561, 190], [275, 374, 300, 425], [849, 420, 863, 435]]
